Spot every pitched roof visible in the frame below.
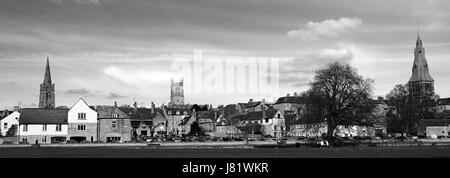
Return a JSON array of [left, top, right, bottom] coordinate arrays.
[[274, 96, 311, 105], [119, 107, 165, 121], [0, 110, 13, 120], [20, 108, 68, 124], [231, 108, 279, 121], [93, 106, 130, 119]]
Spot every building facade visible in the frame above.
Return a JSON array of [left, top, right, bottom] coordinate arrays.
[[19, 108, 68, 144], [67, 98, 98, 142], [0, 107, 20, 136], [95, 105, 132, 143]]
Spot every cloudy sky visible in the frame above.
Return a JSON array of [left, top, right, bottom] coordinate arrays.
[[1, 0, 450, 109]]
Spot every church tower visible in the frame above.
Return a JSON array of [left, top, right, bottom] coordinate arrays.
[[408, 32, 434, 98], [39, 57, 55, 108], [169, 79, 184, 107]]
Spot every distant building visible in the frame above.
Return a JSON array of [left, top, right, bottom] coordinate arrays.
[[232, 107, 286, 138], [408, 32, 434, 99], [436, 97, 450, 113], [67, 98, 98, 142], [273, 93, 310, 115], [0, 106, 20, 136], [165, 107, 191, 135], [95, 105, 132, 143], [39, 57, 55, 109], [19, 108, 68, 144], [236, 99, 271, 114], [169, 79, 185, 107], [417, 119, 450, 138]]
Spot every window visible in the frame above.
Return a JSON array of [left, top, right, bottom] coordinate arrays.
[[23, 124, 28, 132], [78, 113, 86, 120], [3, 123, 7, 129], [56, 124, 62, 132], [43, 124, 47, 132], [112, 113, 119, 118], [183, 111, 187, 115], [112, 121, 117, 129], [274, 126, 277, 130], [277, 114, 281, 118], [176, 111, 180, 115], [77, 125, 86, 131]]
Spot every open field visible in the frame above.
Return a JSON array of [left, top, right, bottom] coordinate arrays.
[[1, 146, 450, 158]]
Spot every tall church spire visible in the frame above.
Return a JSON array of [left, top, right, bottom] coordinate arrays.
[[409, 31, 433, 83], [408, 32, 434, 98], [39, 57, 55, 108], [43, 56, 52, 85]]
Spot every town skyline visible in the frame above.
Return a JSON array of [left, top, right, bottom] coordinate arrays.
[[1, 0, 450, 109]]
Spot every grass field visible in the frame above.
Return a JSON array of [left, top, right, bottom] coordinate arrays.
[[1, 146, 450, 158]]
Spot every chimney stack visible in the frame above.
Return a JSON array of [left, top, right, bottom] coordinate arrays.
[[13, 106, 20, 112], [249, 99, 253, 103], [114, 101, 117, 107], [294, 92, 298, 97], [287, 93, 290, 97], [151, 102, 155, 113]]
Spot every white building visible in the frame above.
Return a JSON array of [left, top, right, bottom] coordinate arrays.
[[19, 108, 68, 144], [0, 107, 20, 136], [67, 98, 98, 142]]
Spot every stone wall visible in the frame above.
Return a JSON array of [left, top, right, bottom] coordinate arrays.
[[98, 119, 132, 142], [67, 123, 97, 142]]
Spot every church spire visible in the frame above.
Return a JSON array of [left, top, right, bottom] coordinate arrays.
[[43, 56, 52, 85], [409, 32, 433, 83]]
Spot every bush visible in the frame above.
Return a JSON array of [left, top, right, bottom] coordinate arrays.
[[80, 140, 91, 144]]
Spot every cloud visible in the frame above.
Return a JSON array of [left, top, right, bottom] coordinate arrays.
[[279, 45, 355, 87], [49, 0, 101, 5], [66, 88, 91, 95], [104, 66, 175, 86], [106, 92, 127, 99], [287, 17, 362, 40]]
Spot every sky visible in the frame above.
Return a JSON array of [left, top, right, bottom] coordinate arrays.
[[1, 0, 450, 109]]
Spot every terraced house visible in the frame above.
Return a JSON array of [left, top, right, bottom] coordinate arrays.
[[19, 108, 68, 144], [67, 98, 98, 142], [95, 105, 131, 143]]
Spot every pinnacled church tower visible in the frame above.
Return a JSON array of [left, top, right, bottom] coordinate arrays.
[[408, 32, 434, 98], [169, 79, 184, 107], [39, 57, 55, 108]]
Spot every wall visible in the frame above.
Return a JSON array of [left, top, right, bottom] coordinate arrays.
[[98, 118, 132, 142], [67, 123, 97, 142], [426, 126, 449, 138], [19, 124, 68, 136]]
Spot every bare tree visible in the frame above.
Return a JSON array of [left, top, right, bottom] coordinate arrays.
[[308, 62, 374, 144]]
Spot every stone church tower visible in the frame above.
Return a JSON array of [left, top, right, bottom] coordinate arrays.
[[169, 79, 184, 107], [408, 32, 434, 98], [39, 57, 55, 108]]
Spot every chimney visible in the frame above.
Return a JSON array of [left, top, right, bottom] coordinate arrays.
[[114, 101, 117, 107], [294, 92, 298, 97], [249, 99, 253, 103], [13, 106, 20, 112], [151, 102, 155, 113], [287, 93, 290, 97]]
